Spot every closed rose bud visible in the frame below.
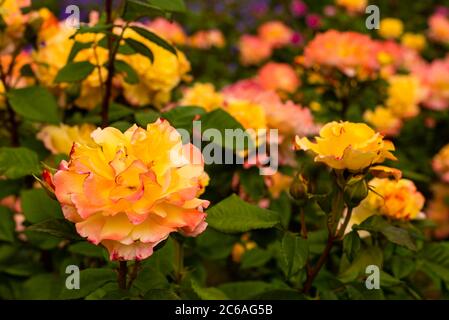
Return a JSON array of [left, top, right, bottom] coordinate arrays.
[[289, 173, 309, 204], [344, 175, 369, 208]]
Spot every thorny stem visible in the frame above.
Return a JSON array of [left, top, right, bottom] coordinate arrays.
[[117, 261, 128, 290]]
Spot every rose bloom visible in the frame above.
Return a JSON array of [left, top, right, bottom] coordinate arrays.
[[401, 33, 426, 52], [296, 121, 396, 171], [179, 82, 223, 112], [222, 79, 317, 138], [303, 30, 379, 79], [428, 14, 449, 44], [52, 120, 209, 261], [146, 17, 187, 45], [37, 124, 96, 155], [238, 35, 272, 66], [385, 75, 423, 119], [257, 21, 293, 48], [433, 144, 449, 183], [225, 99, 267, 131], [413, 57, 449, 111], [335, 0, 367, 14], [378, 18, 404, 39], [256, 62, 300, 94], [120, 26, 191, 109], [363, 106, 402, 137], [0, 0, 30, 50], [33, 14, 112, 110], [188, 29, 225, 49], [345, 178, 425, 234], [427, 184, 449, 239]]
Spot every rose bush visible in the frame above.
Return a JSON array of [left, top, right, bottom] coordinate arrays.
[[1, 0, 449, 301]]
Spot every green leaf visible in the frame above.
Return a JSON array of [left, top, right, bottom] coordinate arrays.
[[343, 230, 361, 261], [132, 266, 169, 294], [191, 280, 229, 300], [0, 207, 15, 243], [22, 274, 61, 300], [55, 61, 95, 83], [201, 109, 252, 151], [147, 0, 186, 12], [380, 271, 402, 287], [27, 219, 82, 240], [60, 268, 116, 300], [206, 194, 281, 233], [123, 0, 185, 21], [241, 248, 272, 269], [114, 60, 139, 84], [163, 106, 205, 133], [67, 41, 94, 62], [68, 242, 105, 258], [353, 215, 417, 251], [280, 232, 308, 278], [135, 110, 160, 127], [391, 256, 415, 279], [8, 86, 59, 124], [123, 0, 165, 21], [0, 147, 41, 179], [124, 38, 154, 62], [196, 228, 237, 260], [130, 25, 177, 55], [21, 189, 62, 223], [338, 246, 383, 283]]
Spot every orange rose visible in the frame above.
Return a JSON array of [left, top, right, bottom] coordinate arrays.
[[53, 120, 209, 260]]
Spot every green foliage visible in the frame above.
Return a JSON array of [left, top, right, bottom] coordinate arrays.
[[0, 147, 41, 179], [353, 216, 417, 251], [54, 61, 95, 83], [206, 194, 281, 233], [7, 86, 59, 124]]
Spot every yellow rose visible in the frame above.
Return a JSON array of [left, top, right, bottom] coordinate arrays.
[[120, 27, 191, 109], [401, 33, 426, 51], [225, 99, 267, 130], [353, 178, 425, 221], [180, 83, 224, 112], [386, 75, 423, 119], [37, 124, 96, 155], [295, 121, 397, 171], [378, 18, 404, 39], [363, 106, 402, 137]]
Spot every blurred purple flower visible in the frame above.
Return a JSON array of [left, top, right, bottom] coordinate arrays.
[[306, 14, 322, 29], [291, 0, 307, 17]]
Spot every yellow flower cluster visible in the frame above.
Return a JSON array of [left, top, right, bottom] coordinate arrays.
[[364, 75, 423, 136]]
